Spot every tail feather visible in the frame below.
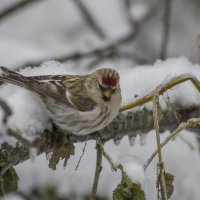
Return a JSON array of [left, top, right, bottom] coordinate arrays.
[[0, 66, 71, 106], [0, 66, 32, 90]]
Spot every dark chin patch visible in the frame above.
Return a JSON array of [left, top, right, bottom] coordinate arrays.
[[102, 77, 117, 87], [103, 96, 111, 102]]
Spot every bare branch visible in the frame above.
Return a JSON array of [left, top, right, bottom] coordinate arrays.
[[7, 129, 32, 148], [73, 0, 106, 39], [75, 141, 87, 171], [16, 1, 161, 70], [0, 0, 41, 22], [123, 0, 135, 27], [0, 105, 200, 173], [0, 98, 12, 125], [90, 142, 103, 200], [160, 0, 172, 59], [144, 118, 200, 171], [152, 90, 168, 200]]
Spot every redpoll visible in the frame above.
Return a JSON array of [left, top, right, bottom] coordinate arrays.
[[0, 66, 122, 135]]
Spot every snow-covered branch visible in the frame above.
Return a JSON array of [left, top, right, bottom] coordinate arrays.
[[1, 105, 200, 170]]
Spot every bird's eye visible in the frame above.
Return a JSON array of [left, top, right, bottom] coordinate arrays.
[[99, 84, 105, 91]]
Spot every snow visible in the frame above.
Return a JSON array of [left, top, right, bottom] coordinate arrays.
[[0, 85, 50, 141], [0, 38, 48, 68], [120, 57, 200, 110], [0, 0, 200, 199], [0, 56, 200, 198], [117, 154, 146, 186], [0, 195, 23, 200], [0, 57, 200, 144]]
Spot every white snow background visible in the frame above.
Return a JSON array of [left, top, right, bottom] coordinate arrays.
[[1, 55, 200, 200], [0, 0, 200, 200]]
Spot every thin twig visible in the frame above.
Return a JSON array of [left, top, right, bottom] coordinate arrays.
[[7, 129, 32, 147], [120, 73, 200, 112], [0, 98, 12, 125], [163, 93, 196, 150], [90, 142, 103, 200], [123, 0, 135, 27], [144, 118, 200, 171], [0, 0, 41, 22], [160, 0, 172, 59], [16, 1, 161, 70], [73, 0, 106, 39], [75, 141, 87, 171], [96, 138, 117, 171], [152, 91, 168, 200], [7, 129, 43, 149]]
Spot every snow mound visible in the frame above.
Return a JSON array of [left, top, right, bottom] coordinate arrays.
[[117, 154, 145, 186]]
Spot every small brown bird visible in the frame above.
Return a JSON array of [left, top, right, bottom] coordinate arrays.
[[0, 66, 122, 135]]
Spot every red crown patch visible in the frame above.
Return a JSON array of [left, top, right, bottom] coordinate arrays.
[[102, 77, 118, 87]]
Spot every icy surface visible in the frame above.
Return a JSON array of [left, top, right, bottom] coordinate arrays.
[[117, 154, 145, 186]]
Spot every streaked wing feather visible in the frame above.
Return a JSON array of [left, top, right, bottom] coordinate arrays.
[[0, 67, 96, 112], [27, 75, 97, 111]]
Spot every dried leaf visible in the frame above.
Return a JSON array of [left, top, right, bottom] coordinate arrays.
[[113, 167, 146, 200], [0, 163, 19, 196], [113, 184, 124, 200], [49, 136, 75, 170], [164, 172, 174, 199]]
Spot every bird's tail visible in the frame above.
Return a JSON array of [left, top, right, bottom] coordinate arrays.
[[0, 66, 32, 90]]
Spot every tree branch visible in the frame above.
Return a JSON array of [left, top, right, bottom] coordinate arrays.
[[0, 98, 12, 125], [1, 105, 200, 170], [160, 0, 172, 59], [90, 142, 102, 200], [72, 0, 106, 39], [0, 0, 41, 22], [16, 0, 161, 70]]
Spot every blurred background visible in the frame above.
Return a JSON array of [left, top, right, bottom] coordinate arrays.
[[0, 0, 200, 199]]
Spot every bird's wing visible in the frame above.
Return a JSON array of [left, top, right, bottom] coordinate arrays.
[[0, 67, 96, 111]]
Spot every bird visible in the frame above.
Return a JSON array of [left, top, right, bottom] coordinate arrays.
[[0, 66, 122, 135]]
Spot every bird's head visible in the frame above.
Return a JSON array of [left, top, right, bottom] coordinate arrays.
[[86, 68, 121, 106]]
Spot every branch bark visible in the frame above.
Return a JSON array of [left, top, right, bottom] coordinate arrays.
[[90, 142, 102, 200], [1, 105, 200, 169], [160, 0, 172, 59]]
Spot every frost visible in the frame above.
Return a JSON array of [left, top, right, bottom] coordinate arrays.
[[117, 155, 145, 186]]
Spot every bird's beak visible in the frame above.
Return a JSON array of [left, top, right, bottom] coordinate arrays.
[[103, 89, 112, 101]]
